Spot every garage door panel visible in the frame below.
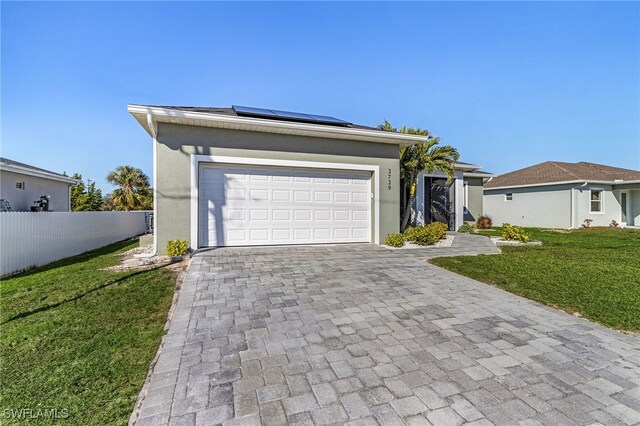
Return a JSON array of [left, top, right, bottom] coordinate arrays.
[[352, 210, 368, 221], [199, 164, 371, 247], [314, 191, 331, 202], [334, 192, 350, 203], [250, 209, 269, 221], [314, 210, 331, 221], [294, 229, 312, 240]]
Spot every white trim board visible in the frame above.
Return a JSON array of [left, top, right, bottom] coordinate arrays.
[[130, 104, 426, 147], [190, 155, 380, 248]]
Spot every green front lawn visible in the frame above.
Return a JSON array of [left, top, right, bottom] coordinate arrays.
[[431, 228, 640, 332], [1, 240, 176, 425]]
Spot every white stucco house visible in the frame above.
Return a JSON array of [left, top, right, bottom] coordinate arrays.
[[484, 161, 640, 228], [0, 157, 77, 212], [414, 162, 494, 230]]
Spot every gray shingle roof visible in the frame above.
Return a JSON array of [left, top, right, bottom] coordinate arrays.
[[485, 161, 640, 188]]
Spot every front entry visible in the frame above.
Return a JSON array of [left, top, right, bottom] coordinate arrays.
[[424, 177, 452, 229]]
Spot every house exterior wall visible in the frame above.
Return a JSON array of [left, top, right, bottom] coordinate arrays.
[[0, 171, 71, 212], [483, 184, 574, 228], [463, 177, 484, 222], [630, 190, 640, 226], [155, 123, 400, 254], [484, 182, 640, 228], [573, 185, 621, 227]]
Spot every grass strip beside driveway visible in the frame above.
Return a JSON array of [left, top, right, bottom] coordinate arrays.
[[1, 240, 176, 425], [431, 228, 640, 332]]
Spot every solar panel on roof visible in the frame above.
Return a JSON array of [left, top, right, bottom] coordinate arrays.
[[306, 114, 351, 126], [231, 105, 351, 127], [271, 110, 316, 121], [231, 105, 277, 118]]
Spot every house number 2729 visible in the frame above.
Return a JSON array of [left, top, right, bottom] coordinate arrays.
[[387, 169, 392, 190]]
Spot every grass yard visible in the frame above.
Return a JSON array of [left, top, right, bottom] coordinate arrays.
[[431, 228, 640, 332], [0, 240, 176, 425]]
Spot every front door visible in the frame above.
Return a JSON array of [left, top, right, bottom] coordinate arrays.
[[424, 177, 451, 229], [621, 192, 628, 224]]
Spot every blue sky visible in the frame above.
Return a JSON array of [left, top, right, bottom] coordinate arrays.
[[2, 1, 639, 192]]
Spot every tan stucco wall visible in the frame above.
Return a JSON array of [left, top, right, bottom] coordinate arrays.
[[0, 171, 71, 212], [155, 123, 400, 254], [463, 177, 484, 222]]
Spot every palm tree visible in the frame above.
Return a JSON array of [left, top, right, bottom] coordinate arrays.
[[106, 166, 152, 211], [379, 121, 460, 232]]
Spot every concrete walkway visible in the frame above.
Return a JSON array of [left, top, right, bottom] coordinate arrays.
[[135, 237, 640, 426]]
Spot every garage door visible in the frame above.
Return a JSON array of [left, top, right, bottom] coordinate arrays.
[[198, 164, 371, 247]]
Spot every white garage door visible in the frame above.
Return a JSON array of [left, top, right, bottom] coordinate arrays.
[[198, 164, 371, 247]]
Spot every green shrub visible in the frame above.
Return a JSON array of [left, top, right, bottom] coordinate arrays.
[[384, 233, 405, 247], [501, 223, 530, 242], [403, 226, 421, 242], [476, 215, 493, 229], [402, 222, 448, 246], [412, 227, 440, 246], [426, 222, 448, 239], [458, 222, 476, 233], [166, 239, 189, 256]]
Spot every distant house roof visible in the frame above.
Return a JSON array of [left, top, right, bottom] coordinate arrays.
[[128, 104, 429, 147], [485, 161, 640, 189], [0, 157, 78, 185]]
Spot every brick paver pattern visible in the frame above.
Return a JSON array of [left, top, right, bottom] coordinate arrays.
[[135, 234, 640, 426]]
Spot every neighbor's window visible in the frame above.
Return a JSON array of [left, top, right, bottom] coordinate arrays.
[[590, 190, 602, 213], [505, 193, 513, 201], [15, 182, 24, 190]]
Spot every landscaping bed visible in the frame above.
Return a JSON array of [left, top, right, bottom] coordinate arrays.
[[431, 228, 640, 332], [0, 239, 177, 425], [385, 234, 455, 249]]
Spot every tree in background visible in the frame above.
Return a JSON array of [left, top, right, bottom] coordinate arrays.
[[70, 173, 103, 211], [101, 193, 117, 211], [105, 166, 152, 211], [379, 121, 460, 232]]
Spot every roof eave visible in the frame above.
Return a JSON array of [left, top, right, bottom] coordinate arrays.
[[484, 179, 640, 191], [462, 171, 496, 178], [454, 162, 482, 171], [0, 164, 79, 185], [128, 104, 426, 147]]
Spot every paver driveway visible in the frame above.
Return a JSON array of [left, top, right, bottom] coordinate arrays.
[[135, 238, 640, 426]]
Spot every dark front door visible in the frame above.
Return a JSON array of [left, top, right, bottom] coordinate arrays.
[[424, 177, 451, 229]]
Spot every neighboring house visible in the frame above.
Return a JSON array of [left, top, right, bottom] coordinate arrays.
[[484, 161, 640, 228], [0, 157, 77, 212], [414, 162, 494, 230], [128, 104, 428, 253]]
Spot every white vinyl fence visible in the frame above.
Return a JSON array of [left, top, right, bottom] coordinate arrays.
[[0, 211, 149, 277]]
